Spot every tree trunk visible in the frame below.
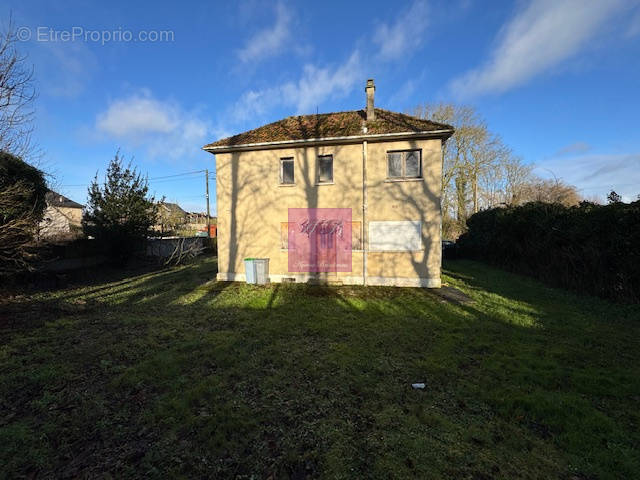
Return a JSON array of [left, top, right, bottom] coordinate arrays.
[[455, 174, 467, 225], [472, 168, 478, 214]]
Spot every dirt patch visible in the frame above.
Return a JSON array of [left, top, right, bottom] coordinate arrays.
[[431, 286, 474, 305]]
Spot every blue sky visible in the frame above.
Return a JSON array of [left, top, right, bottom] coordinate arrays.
[[5, 0, 640, 213]]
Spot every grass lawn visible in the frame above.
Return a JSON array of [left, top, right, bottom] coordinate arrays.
[[1, 257, 639, 479]]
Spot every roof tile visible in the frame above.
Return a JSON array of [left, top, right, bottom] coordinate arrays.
[[204, 108, 453, 149], [46, 191, 83, 209]]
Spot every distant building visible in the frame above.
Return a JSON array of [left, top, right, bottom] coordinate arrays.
[[155, 201, 188, 235], [186, 211, 216, 234], [186, 211, 209, 225], [39, 191, 84, 239]]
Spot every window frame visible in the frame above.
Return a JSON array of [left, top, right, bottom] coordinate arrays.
[[316, 154, 334, 184], [386, 149, 422, 180], [279, 157, 295, 185]]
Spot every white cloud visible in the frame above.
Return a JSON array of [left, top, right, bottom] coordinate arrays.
[[95, 90, 214, 159], [225, 0, 434, 129], [537, 152, 640, 202], [451, 0, 626, 97], [96, 90, 178, 137], [284, 51, 363, 113], [231, 50, 362, 121], [237, 2, 292, 63], [374, 0, 429, 61]]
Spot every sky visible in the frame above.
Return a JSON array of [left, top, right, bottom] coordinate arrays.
[[4, 0, 640, 214]]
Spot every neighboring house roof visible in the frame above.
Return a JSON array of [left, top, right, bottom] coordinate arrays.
[[159, 202, 187, 215], [187, 211, 213, 217], [46, 190, 84, 209], [203, 108, 454, 152]]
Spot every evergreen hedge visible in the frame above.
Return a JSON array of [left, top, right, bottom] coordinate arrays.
[[457, 201, 640, 303]]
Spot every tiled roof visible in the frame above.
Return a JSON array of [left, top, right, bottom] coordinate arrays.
[[46, 191, 83, 209], [204, 108, 453, 150], [160, 202, 187, 215]]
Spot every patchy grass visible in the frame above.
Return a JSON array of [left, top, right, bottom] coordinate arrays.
[[1, 257, 639, 479]]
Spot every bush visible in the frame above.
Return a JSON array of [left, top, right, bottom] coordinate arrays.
[[457, 201, 640, 303], [0, 152, 47, 220], [0, 152, 47, 274]]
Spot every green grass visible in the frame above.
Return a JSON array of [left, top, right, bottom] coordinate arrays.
[[1, 257, 639, 479]]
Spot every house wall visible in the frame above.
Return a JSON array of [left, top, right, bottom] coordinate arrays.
[[214, 137, 442, 287], [40, 206, 83, 238]]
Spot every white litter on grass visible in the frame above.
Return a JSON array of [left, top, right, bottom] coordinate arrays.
[[411, 383, 426, 389]]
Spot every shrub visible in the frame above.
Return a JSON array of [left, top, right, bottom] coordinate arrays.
[[0, 152, 47, 274], [457, 200, 640, 303]]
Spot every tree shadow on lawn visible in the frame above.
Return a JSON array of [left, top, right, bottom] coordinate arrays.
[[2, 258, 640, 479], [443, 259, 640, 329], [441, 259, 640, 478]]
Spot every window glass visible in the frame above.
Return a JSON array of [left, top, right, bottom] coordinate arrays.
[[388, 152, 403, 177], [318, 155, 333, 183], [281, 158, 294, 184], [405, 151, 421, 177]]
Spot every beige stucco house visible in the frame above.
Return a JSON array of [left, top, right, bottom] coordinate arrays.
[[203, 80, 454, 287], [39, 191, 84, 239]]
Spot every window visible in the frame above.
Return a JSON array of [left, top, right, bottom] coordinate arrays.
[[317, 155, 333, 183], [280, 157, 294, 184], [387, 150, 422, 179]]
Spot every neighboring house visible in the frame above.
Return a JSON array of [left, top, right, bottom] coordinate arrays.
[[186, 212, 217, 236], [186, 211, 209, 225], [155, 201, 187, 234], [203, 79, 454, 287], [39, 191, 84, 239]]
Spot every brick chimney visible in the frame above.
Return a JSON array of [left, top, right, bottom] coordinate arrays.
[[365, 79, 375, 121]]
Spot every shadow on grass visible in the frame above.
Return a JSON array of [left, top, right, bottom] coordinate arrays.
[[1, 258, 639, 479], [443, 259, 640, 327]]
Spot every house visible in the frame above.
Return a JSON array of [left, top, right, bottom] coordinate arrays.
[[186, 211, 211, 225], [39, 190, 84, 239], [203, 79, 454, 287], [155, 201, 187, 235], [186, 212, 217, 237]]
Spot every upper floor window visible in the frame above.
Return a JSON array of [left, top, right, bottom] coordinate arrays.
[[387, 150, 422, 179], [317, 155, 333, 184], [280, 157, 294, 184]]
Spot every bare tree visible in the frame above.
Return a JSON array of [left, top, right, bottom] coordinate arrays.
[[413, 102, 583, 238], [413, 103, 487, 198], [0, 181, 43, 274], [413, 103, 508, 235], [0, 18, 37, 160], [521, 178, 581, 206], [502, 154, 534, 206]]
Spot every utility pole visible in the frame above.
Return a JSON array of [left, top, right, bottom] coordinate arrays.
[[205, 169, 211, 238]]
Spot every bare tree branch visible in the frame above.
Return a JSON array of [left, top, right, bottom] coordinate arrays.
[[0, 16, 38, 160]]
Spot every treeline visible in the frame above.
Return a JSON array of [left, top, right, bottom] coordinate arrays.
[[457, 200, 640, 303], [412, 104, 581, 239]]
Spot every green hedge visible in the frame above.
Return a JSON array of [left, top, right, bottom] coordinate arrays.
[[0, 151, 47, 222], [457, 201, 640, 303]]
